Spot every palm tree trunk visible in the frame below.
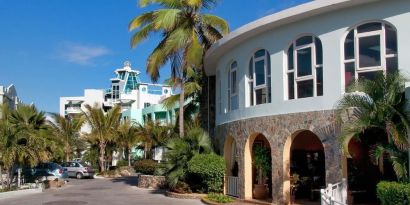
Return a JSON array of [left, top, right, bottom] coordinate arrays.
[[65, 142, 70, 162], [17, 167, 21, 188], [99, 143, 106, 172], [179, 82, 185, 137], [128, 148, 131, 167]]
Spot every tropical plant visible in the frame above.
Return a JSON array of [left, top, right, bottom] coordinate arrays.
[[82, 104, 121, 171], [163, 124, 212, 189], [187, 153, 225, 193], [48, 114, 85, 162], [117, 120, 140, 166], [253, 145, 271, 185], [129, 0, 229, 137], [0, 104, 57, 188], [136, 120, 174, 159], [336, 72, 410, 180]]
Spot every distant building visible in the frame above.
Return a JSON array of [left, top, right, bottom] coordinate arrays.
[[60, 61, 179, 163], [0, 84, 22, 110]]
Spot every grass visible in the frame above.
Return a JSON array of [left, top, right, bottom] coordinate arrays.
[[205, 193, 235, 203]]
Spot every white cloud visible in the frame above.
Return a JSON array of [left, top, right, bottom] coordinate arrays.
[[57, 42, 110, 66]]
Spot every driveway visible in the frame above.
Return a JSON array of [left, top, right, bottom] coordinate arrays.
[[0, 176, 204, 205]]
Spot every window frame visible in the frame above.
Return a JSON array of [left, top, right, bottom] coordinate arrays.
[[343, 21, 398, 90], [228, 61, 238, 111], [286, 35, 323, 100], [247, 49, 271, 106]]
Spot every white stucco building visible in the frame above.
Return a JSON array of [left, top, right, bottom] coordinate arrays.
[[0, 84, 22, 110], [204, 0, 410, 204]]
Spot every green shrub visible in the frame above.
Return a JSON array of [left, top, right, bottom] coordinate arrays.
[[133, 159, 158, 175], [205, 193, 234, 203], [187, 153, 225, 193], [116, 160, 128, 167], [377, 181, 410, 205]]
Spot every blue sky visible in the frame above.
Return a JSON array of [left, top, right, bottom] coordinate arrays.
[[0, 0, 310, 113]]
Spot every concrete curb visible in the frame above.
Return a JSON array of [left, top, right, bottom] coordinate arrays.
[[0, 188, 43, 200]]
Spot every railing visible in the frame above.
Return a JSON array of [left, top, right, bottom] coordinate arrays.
[[321, 178, 347, 205], [227, 176, 239, 197]]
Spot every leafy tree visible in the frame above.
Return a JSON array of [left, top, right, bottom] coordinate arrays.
[[82, 104, 121, 172], [48, 114, 85, 162], [117, 120, 139, 166], [336, 72, 410, 180], [129, 0, 229, 136]]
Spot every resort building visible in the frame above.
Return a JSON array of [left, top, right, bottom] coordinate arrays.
[[60, 61, 176, 162], [204, 0, 410, 204], [60, 61, 175, 127], [0, 84, 22, 110]]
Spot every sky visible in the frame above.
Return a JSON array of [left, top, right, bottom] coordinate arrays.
[[0, 0, 310, 113]]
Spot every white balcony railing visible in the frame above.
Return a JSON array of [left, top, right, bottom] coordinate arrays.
[[321, 178, 347, 205], [226, 176, 239, 197], [65, 107, 81, 114]]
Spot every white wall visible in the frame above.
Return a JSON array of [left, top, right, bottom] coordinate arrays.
[[214, 0, 410, 126]]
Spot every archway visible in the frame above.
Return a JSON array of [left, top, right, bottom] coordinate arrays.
[[346, 128, 395, 204], [283, 130, 325, 204], [244, 133, 272, 201], [224, 136, 239, 197]]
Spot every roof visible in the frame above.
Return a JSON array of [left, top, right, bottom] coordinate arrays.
[[204, 0, 381, 75]]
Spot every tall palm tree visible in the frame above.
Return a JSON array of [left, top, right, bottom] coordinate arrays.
[[129, 0, 229, 136], [336, 72, 410, 180], [49, 114, 85, 162], [82, 104, 121, 172], [117, 120, 139, 166]]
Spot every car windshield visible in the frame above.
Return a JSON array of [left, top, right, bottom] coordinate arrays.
[[78, 162, 88, 167]]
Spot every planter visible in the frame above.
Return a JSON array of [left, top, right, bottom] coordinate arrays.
[[253, 184, 268, 199], [137, 175, 166, 189], [165, 191, 206, 199]]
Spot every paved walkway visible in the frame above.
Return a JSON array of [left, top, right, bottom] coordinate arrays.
[[0, 176, 203, 205]]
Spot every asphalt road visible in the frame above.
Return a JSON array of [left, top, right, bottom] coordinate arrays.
[[0, 176, 204, 205]]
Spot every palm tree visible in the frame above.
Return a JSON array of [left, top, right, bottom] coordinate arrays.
[[129, 0, 229, 137], [0, 104, 54, 188], [163, 123, 212, 189], [82, 104, 121, 172], [336, 72, 410, 180], [136, 120, 175, 159], [49, 114, 85, 162], [117, 120, 139, 166]]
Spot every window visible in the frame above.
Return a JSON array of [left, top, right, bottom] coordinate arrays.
[[287, 35, 323, 99], [344, 22, 398, 89], [248, 49, 271, 106], [112, 85, 120, 102], [144, 102, 151, 108], [228, 61, 239, 111]]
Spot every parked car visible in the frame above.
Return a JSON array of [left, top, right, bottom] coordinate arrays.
[[31, 162, 68, 181], [62, 161, 95, 179]]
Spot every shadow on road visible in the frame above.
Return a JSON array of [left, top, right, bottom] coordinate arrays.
[[109, 176, 138, 186]]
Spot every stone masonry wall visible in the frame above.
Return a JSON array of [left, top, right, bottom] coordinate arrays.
[[216, 110, 343, 204]]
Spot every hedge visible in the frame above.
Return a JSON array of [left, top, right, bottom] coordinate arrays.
[[187, 153, 225, 193], [377, 181, 410, 205], [134, 159, 159, 175]]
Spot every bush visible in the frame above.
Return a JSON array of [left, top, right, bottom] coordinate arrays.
[[187, 153, 225, 193], [205, 193, 234, 203], [116, 160, 128, 167], [134, 159, 159, 175], [377, 181, 410, 205]]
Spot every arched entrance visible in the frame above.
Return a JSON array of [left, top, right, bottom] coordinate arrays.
[[224, 136, 239, 197], [346, 128, 395, 204], [283, 130, 325, 204], [244, 133, 272, 201]]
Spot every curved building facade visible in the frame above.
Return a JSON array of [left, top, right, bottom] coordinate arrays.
[[204, 0, 410, 204]]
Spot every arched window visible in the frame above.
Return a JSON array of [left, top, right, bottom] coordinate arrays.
[[344, 21, 398, 89], [228, 61, 239, 111], [286, 35, 323, 99], [248, 49, 271, 106]]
